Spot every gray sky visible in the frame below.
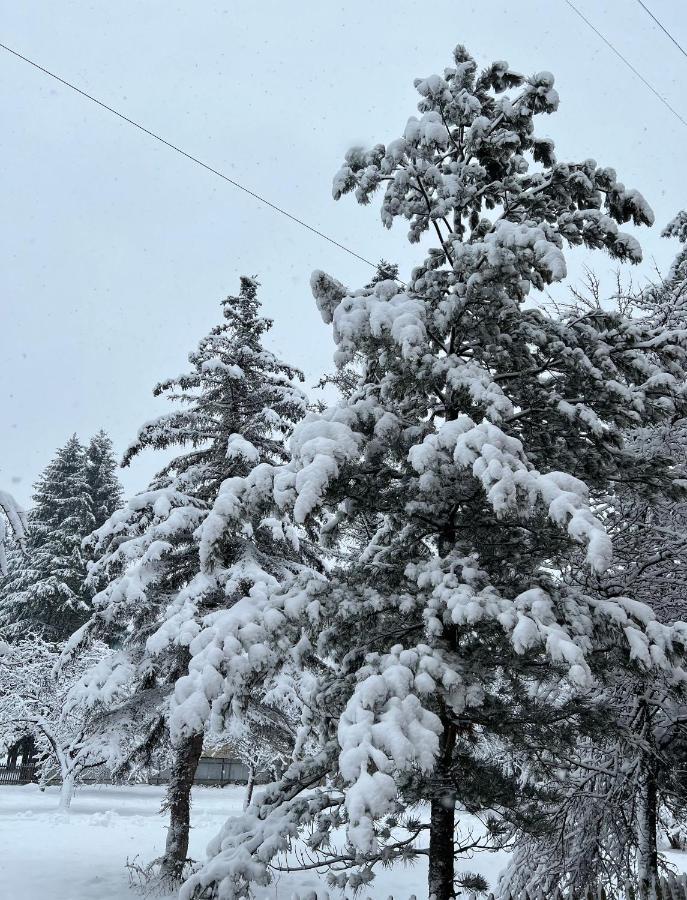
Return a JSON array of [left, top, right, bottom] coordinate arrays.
[[1, 0, 685, 506]]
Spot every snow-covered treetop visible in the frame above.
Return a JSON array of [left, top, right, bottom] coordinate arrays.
[[321, 47, 687, 505], [122, 277, 307, 498], [334, 45, 653, 268], [86, 431, 124, 531], [0, 432, 122, 640], [0, 436, 97, 640], [640, 210, 687, 330], [664, 210, 687, 244], [86, 278, 311, 630]]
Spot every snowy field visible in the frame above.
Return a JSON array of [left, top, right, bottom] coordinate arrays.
[[0, 783, 510, 900], [4, 783, 687, 899]]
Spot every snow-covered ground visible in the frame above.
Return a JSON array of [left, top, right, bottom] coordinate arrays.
[[0, 783, 509, 899], [5, 783, 687, 899]]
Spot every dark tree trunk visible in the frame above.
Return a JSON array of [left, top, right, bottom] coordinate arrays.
[[159, 732, 204, 880], [428, 792, 456, 900], [7, 742, 19, 769], [430, 516, 458, 900], [243, 764, 256, 810], [634, 694, 660, 900], [428, 720, 456, 900], [637, 753, 659, 900], [20, 735, 36, 766]]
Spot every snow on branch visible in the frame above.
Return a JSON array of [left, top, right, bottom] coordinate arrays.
[[409, 416, 612, 572], [0, 489, 28, 575]]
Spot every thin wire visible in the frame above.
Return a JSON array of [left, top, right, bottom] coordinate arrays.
[[0, 40, 381, 271], [563, 0, 687, 130], [634, 0, 687, 61]]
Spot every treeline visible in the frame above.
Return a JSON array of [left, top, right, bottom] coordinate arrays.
[[0, 431, 122, 639]]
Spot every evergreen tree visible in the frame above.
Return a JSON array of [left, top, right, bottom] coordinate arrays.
[[173, 46, 687, 900], [72, 278, 309, 883], [82, 430, 124, 599], [0, 436, 94, 639], [86, 431, 123, 531]]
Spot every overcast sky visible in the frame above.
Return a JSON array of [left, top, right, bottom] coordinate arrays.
[[1, 0, 685, 506]]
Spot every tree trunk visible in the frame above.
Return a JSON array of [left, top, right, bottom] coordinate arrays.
[[429, 529, 458, 900], [58, 771, 75, 811], [7, 741, 19, 769], [428, 792, 456, 900], [243, 763, 255, 810], [428, 720, 456, 900], [159, 732, 204, 880], [637, 752, 659, 900], [21, 734, 36, 766]]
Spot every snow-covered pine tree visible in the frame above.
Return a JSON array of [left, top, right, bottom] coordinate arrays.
[[82, 430, 124, 599], [72, 277, 309, 882], [172, 46, 687, 900], [0, 436, 94, 639], [86, 431, 123, 531]]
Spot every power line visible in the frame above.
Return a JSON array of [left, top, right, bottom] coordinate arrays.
[[634, 0, 687, 61], [562, 0, 687, 130], [0, 40, 381, 272]]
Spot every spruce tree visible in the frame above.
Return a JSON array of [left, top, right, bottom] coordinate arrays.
[[173, 46, 687, 900], [0, 436, 94, 639], [74, 278, 309, 883], [86, 431, 123, 531]]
